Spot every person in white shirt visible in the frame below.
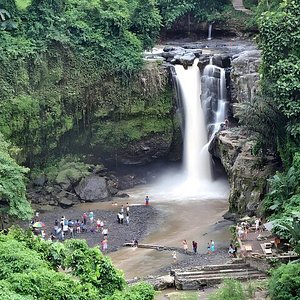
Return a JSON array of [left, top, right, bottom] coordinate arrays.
[[102, 228, 108, 238]]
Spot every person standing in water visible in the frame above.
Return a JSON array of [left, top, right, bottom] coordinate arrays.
[[145, 195, 149, 206]]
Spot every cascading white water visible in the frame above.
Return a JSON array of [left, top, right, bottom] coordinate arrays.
[[148, 57, 229, 200], [207, 23, 212, 40], [175, 59, 212, 182], [202, 61, 228, 138]]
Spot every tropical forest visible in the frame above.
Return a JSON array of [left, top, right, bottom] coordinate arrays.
[[0, 0, 299, 299]]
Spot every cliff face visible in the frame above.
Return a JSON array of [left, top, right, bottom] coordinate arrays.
[[231, 50, 261, 105], [211, 50, 278, 217], [0, 43, 180, 167], [211, 129, 278, 216]]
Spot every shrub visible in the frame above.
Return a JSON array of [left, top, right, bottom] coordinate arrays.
[[208, 279, 246, 300], [268, 263, 300, 300], [107, 282, 155, 300]]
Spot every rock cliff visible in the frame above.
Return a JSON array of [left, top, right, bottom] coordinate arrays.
[[211, 129, 278, 216], [212, 49, 278, 217]]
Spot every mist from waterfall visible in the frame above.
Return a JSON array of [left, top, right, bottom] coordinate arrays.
[[148, 59, 229, 201]]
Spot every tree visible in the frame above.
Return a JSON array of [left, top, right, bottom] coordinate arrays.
[[157, 0, 193, 27], [277, 216, 300, 256], [269, 263, 300, 300], [0, 134, 32, 227], [258, 0, 300, 166], [157, 0, 230, 27], [0, 229, 155, 300], [130, 0, 162, 50], [235, 94, 286, 157]]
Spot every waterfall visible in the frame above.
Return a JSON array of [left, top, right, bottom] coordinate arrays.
[[175, 59, 212, 183], [149, 57, 229, 200], [207, 23, 212, 40], [201, 61, 228, 139]]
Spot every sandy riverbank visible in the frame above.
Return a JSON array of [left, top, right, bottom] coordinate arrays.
[[26, 184, 233, 279]]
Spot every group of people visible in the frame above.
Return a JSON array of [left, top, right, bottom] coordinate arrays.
[[116, 203, 130, 225], [31, 210, 110, 252], [237, 217, 263, 241], [181, 239, 215, 255], [171, 239, 216, 263]]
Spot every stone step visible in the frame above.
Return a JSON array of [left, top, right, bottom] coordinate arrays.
[[173, 263, 251, 274], [176, 272, 266, 282], [176, 268, 260, 278], [175, 272, 266, 290]]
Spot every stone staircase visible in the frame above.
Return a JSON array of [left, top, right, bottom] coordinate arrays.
[[173, 262, 266, 290], [231, 0, 252, 14]]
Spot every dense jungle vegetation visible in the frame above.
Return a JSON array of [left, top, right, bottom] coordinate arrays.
[[0, 0, 232, 221], [239, 0, 300, 241], [1, 0, 300, 299], [238, 2, 300, 297], [0, 227, 155, 300]]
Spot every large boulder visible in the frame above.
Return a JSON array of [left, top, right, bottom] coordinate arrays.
[[32, 174, 47, 187], [212, 54, 231, 68], [75, 175, 109, 201], [58, 197, 74, 208], [174, 52, 196, 68]]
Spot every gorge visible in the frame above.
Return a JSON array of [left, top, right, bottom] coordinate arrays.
[[23, 39, 275, 219], [1, 1, 300, 299]]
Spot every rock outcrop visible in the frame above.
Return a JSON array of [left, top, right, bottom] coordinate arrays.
[[211, 129, 279, 216], [231, 50, 261, 106], [74, 175, 109, 201], [211, 49, 279, 216], [161, 46, 202, 67]]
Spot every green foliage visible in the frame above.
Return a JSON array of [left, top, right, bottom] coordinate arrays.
[[157, 0, 230, 27], [275, 216, 300, 255], [15, 0, 31, 10], [130, 0, 162, 50], [0, 232, 98, 299], [258, 0, 300, 146], [236, 94, 286, 157], [0, 280, 33, 300], [0, 0, 172, 165], [258, 2, 300, 247], [208, 279, 246, 300], [63, 239, 125, 295], [107, 282, 155, 300], [157, 0, 193, 27], [40, 156, 92, 186], [0, 228, 154, 300], [0, 7, 18, 31], [268, 263, 300, 300], [243, 0, 258, 10], [0, 134, 32, 221], [0, 239, 48, 278], [263, 153, 300, 250], [192, 0, 231, 23], [263, 167, 300, 216]]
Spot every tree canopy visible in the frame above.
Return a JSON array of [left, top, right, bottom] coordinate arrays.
[[0, 134, 32, 224], [0, 228, 155, 300]]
